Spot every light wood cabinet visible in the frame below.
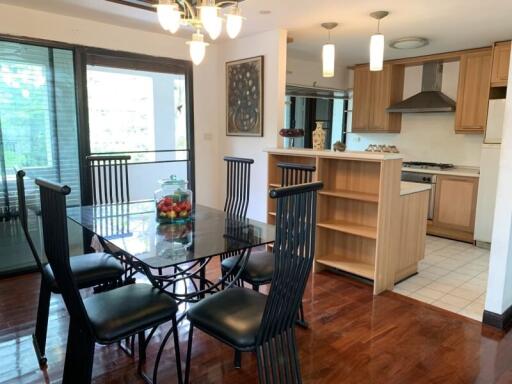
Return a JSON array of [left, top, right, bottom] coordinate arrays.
[[490, 41, 511, 87], [455, 50, 492, 133], [352, 64, 404, 133], [430, 175, 478, 240]]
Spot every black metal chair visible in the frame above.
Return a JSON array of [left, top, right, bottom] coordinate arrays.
[[221, 162, 316, 326], [86, 154, 131, 205], [185, 181, 323, 384], [218, 156, 254, 281], [223, 156, 254, 217], [35, 177, 182, 384], [16, 170, 125, 368]]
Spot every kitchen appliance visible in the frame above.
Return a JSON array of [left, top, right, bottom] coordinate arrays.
[[401, 171, 437, 220], [403, 161, 454, 170], [386, 62, 456, 113]]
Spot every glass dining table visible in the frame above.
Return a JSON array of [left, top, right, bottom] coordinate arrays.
[[67, 201, 275, 304]]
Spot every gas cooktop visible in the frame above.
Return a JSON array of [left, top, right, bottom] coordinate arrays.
[[403, 161, 455, 170]]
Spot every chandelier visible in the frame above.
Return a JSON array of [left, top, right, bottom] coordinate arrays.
[[156, 0, 245, 65]]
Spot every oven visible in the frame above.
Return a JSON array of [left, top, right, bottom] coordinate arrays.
[[401, 171, 437, 220]]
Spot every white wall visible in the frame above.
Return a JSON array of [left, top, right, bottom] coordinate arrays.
[[0, 3, 222, 208], [346, 62, 484, 166], [217, 30, 288, 221], [486, 48, 512, 315], [287, 55, 348, 89]]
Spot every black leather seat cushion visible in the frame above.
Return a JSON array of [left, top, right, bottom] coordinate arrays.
[[43, 253, 124, 292], [221, 251, 274, 286], [84, 283, 178, 344], [187, 287, 267, 349]]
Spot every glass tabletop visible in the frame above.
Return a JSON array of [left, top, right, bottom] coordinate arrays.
[[67, 201, 275, 269]]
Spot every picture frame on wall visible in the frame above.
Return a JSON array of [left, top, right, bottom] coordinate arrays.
[[226, 56, 264, 137]]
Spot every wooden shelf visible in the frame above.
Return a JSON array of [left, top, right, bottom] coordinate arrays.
[[268, 211, 276, 217], [319, 189, 379, 203], [317, 219, 377, 239], [268, 183, 280, 188], [316, 257, 375, 280]]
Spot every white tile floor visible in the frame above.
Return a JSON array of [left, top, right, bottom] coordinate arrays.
[[393, 236, 489, 321]]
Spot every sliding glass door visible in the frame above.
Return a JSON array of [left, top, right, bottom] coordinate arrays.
[[0, 40, 80, 273], [0, 40, 195, 273], [82, 50, 194, 203]]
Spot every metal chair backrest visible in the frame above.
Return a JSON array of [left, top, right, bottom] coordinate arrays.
[[256, 181, 323, 383], [86, 155, 131, 205], [277, 162, 316, 187], [223, 156, 254, 217], [16, 170, 45, 273], [35, 178, 92, 333]]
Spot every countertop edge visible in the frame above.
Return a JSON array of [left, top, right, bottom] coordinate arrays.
[[400, 181, 431, 196], [265, 148, 403, 161], [401, 167, 480, 178]]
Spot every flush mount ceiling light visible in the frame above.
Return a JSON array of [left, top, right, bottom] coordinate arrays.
[[321, 22, 338, 78], [156, 0, 245, 65], [369, 10, 389, 72], [390, 37, 429, 49]]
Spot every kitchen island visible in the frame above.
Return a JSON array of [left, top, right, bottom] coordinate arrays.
[[266, 148, 430, 294]]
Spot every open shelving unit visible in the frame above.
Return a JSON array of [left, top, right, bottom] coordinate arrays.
[[314, 157, 382, 284], [266, 149, 406, 295]]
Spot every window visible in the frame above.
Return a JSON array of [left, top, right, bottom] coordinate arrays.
[[87, 66, 188, 163], [0, 61, 53, 169], [0, 41, 81, 216]]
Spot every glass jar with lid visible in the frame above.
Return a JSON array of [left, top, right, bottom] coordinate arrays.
[[155, 175, 193, 223]]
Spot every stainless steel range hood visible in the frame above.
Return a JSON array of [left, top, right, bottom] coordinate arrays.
[[387, 62, 456, 113]]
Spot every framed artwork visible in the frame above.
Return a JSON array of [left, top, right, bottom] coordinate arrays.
[[226, 56, 264, 137]]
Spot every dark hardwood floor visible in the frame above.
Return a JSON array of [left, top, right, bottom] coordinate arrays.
[[1, 266, 511, 383]]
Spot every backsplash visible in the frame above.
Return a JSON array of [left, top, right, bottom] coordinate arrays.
[[347, 113, 483, 166]]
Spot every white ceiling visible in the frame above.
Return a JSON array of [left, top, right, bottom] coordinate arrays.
[[2, 0, 512, 66]]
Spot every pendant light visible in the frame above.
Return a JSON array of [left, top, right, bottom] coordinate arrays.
[[321, 22, 338, 78], [369, 11, 389, 72], [187, 31, 209, 65], [156, 0, 182, 34]]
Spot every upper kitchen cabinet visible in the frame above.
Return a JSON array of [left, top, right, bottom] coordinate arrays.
[[455, 49, 492, 133], [490, 41, 511, 87], [352, 64, 404, 133]]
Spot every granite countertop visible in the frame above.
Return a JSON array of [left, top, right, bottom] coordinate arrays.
[[400, 181, 431, 196], [401, 166, 480, 178]]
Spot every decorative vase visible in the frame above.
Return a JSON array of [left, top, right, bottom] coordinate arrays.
[[333, 140, 346, 152], [312, 122, 326, 150]]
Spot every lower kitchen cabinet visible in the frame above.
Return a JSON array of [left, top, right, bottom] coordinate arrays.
[[428, 175, 479, 243]]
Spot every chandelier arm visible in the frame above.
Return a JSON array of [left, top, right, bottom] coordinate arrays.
[[216, 1, 239, 6], [177, 0, 197, 18]]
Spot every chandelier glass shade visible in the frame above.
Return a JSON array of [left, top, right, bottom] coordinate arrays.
[[186, 31, 210, 65], [156, 0, 244, 64]]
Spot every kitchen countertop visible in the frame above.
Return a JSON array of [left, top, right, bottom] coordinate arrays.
[[401, 166, 480, 178], [400, 181, 431, 196], [266, 148, 403, 161]]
